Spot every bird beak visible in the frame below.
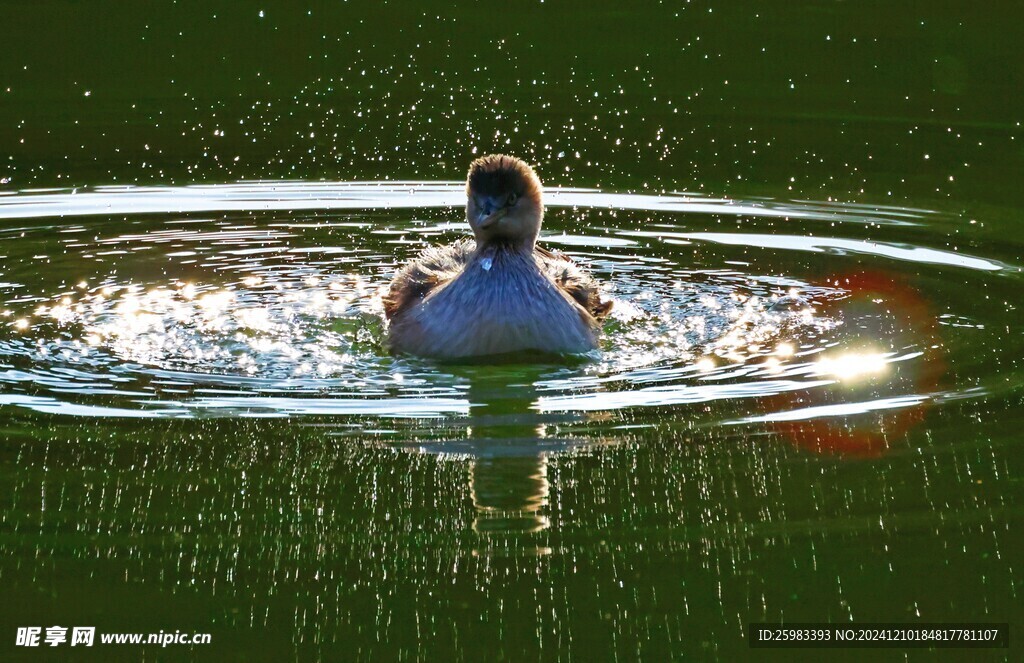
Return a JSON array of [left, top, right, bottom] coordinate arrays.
[[478, 207, 507, 230]]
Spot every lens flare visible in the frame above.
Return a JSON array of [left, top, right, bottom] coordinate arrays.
[[815, 351, 890, 382]]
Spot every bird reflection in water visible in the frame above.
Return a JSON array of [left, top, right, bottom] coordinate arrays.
[[461, 365, 571, 544], [470, 454, 551, 535], [416, 363, 599, 547]]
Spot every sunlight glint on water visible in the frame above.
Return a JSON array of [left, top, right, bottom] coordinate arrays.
[[0, 181, 1015, 429]]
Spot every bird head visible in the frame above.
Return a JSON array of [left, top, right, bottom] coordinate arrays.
[[466, 154, 544, 248]]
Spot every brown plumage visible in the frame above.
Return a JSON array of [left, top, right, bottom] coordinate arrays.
[[383, 155, 612, 359]]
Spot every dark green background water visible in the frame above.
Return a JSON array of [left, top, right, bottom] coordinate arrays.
[[2, 2, 1023, 661]]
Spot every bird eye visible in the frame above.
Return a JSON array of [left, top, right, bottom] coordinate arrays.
[[507, 193, 517, 206]]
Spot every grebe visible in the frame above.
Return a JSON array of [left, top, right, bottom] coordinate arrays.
[[384, 154, 612, 359]]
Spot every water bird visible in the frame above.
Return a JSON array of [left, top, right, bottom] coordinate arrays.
[[384, 154, 612, 359]]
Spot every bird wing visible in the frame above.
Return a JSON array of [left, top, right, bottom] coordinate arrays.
[[383, 239, 475, 319], [535, 244, 614, 320]]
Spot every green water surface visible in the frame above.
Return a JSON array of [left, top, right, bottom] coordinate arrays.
[[1, 2, 1022, 661]]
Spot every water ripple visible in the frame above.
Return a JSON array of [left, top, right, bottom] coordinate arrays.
[[0, 181, 1016, 436]]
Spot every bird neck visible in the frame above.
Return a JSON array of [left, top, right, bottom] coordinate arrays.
[[475, 236, 535, 256]]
